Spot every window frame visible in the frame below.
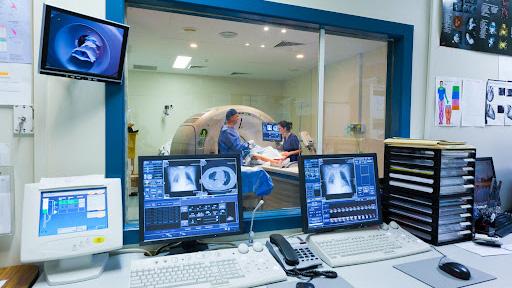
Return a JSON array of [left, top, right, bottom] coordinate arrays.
[[107, 0, 413, 245]]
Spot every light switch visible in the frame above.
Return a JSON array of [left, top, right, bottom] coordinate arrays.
[[13, 105, 33, 135]]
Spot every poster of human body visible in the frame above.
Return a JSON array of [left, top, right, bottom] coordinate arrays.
[[436, 77, 463, 126], [441, 0, 512, 56]]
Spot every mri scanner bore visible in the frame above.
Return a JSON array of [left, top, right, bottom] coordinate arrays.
[[164, 158, 238, 197]]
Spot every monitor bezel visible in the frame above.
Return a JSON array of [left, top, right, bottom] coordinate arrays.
[[138, 154, 244, 245], [39, 4, 130, 84], [261, 122, 282, 142], [299, 153, 383, 234]]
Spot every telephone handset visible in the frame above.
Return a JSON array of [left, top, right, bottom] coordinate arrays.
[[266, 234, 322, 271]]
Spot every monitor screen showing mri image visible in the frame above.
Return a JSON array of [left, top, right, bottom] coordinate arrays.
[[320, 159, 356, 200], [164, 158, 238, 197]]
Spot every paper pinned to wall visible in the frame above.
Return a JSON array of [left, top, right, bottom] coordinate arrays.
[[0, 0, 32, 64], [0, 175, 12, 235], [435, 77, 462, 127], [0, 63, 32, 105], [485, 80, 512, 126], [0, 143, 10, 166], [461, 79, 485, 127]]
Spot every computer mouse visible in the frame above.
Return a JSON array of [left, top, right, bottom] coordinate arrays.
[[296, 282, 314, 288], [439, 261, 471, 280]]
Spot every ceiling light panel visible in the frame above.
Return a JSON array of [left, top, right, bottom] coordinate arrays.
[[172, 56, 192, 69]]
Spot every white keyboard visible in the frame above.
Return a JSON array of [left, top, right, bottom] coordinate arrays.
[[309, 222, 431, 267], [129, 246, 287, 288]]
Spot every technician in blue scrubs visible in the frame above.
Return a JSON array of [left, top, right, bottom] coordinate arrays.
[[218, 108, 250, 158], [218, 108, 280, 164], [278, 120, 301, 162]]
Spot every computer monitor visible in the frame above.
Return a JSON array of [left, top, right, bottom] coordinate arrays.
[[20, 177, 122, 285], [474, 157, 496, 208], [262, 122, 282, 142], [139, 154, 243, 247], [299, 154, 382, 233]]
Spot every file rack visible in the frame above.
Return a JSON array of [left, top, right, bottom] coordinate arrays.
[[382, 145, 476, 246]]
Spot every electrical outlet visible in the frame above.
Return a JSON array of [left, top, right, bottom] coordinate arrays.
[[13, 105, 34, 135]]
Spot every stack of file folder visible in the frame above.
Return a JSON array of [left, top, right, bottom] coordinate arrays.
[[382, 140, 476, 245]]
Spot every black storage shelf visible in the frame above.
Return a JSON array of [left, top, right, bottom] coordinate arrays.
[[383, 145, 476, 246]]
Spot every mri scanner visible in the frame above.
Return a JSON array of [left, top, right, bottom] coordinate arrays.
[[170, 105, 279, 155]]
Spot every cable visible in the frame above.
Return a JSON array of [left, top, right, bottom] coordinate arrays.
[[111, 248, 152, 256], [154, 242, 182, 256], [286, 268, 338, 280], [430, 245, 447, 265]]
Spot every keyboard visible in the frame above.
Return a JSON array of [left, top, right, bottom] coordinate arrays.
[[129, 246, 287, 288], [308, 222, 431, 267]]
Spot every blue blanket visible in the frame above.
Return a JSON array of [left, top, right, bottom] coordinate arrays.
[[241, 166, 273, 197]]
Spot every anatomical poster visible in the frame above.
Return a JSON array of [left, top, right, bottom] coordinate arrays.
[[486, 79, 512, 125], [441, 0, 512, 56], [435, 77, 463, 127]]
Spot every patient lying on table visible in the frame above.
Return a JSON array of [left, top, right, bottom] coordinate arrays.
[[245, 144, 290, 167]]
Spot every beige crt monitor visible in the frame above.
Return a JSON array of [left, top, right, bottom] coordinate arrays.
[[21, 177, 122, 285]]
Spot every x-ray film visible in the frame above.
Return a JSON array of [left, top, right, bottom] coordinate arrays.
[[202, 166, 237, 193], [166, 165, 200, 193], [321, 162, 355, 200]]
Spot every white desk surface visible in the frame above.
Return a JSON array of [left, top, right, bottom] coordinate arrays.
[[34, 234, 512, 288], [261, 165, 299, 177]]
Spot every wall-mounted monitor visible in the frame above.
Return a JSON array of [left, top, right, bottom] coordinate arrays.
[[262, 122, 282, 142], [39, 5, 129, 83]]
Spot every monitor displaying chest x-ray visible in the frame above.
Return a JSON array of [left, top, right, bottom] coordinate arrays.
[[299, 154, 382, 233], [139, 154, 243, 244]]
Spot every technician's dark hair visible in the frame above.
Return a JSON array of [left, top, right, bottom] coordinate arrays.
[[278, 120, 293, 132]]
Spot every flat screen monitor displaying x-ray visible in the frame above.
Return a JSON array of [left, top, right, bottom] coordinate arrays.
[[138, 154, 243, 244], [262, 122, 282, 142], [299, 154, 382, 233]]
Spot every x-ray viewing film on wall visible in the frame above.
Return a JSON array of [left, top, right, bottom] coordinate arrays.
[[441, 0, 512, 56], [486, 80, 512, 126]]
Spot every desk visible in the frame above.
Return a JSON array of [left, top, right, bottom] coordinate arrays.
[[34, 235, 512, 288]]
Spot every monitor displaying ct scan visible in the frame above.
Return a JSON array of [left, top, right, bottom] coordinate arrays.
[[138, 154, 243, 244], [300, 154, 382, 233]]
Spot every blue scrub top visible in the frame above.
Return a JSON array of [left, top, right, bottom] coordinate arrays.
[[282, 132, 300, 162], [218, 125, 250, 161]]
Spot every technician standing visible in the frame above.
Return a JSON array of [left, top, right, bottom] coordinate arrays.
[[218, 108, 251, 160], [278, 120, 301, 162]]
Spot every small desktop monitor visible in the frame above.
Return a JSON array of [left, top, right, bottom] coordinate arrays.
[[39, 5, 129, 83], [474, 157, 496, 208], [262, 122, 282, 142], [299, 154, 382, 233], [139, 154, 243, 245], [21, 177, 122, 285]]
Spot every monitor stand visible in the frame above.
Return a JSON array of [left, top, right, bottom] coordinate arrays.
[[166, 240, 208, 255], [44, 253, 109, 285]]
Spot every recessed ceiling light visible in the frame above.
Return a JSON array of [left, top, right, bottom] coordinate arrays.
[[189, 43, 198, 48], [183, 27, 197, 32], [281, 28, 287, 33], [263, 26, 269, 31], [219, 31, 238, 38], [260, 44, 265, 48], [244, 43, 250, 46], [296, 54, 304, 59], [172, 56, 192, 69]]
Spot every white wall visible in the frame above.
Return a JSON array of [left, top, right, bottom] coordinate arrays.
[[127, 70, 283, 163], [425, 0, 512, 210], [272, 0, 432, 138], [0, 0, 106, 268]]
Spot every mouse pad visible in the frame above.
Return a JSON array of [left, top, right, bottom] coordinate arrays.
[[266, 276, 353, 288], [393, 257, 496, 288]]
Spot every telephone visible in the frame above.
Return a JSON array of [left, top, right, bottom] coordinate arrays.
[[265, 234, 322, 271]]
